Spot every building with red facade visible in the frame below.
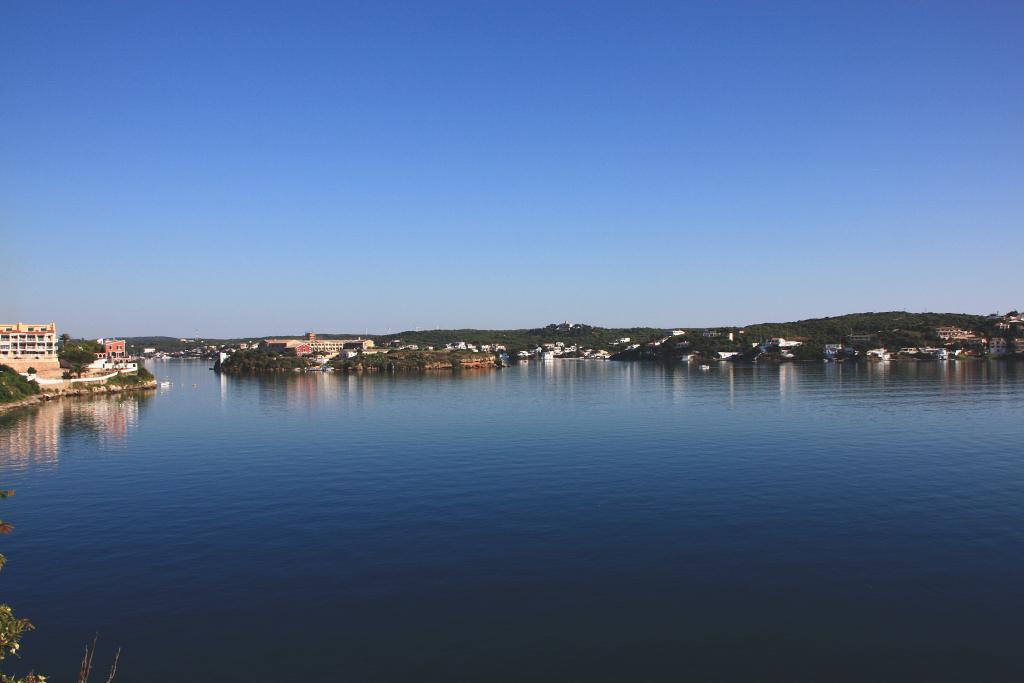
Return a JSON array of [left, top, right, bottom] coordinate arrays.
[[101, 339, 127, 359]]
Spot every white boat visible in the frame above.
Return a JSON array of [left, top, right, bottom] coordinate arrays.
[[159, 381, 171, 388], [699, 364, 711, 371]]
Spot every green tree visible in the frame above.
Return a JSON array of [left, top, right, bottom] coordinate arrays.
[[0, 489, 43, 683], [58, 342, 102, 379], [59, 347, 95, 378]]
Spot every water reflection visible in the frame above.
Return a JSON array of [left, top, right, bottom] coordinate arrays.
[[5, 360, 1018, 470], [216, 359, 1024, 415], [0, 401, 61, 469], [0, 393, 151, 468]]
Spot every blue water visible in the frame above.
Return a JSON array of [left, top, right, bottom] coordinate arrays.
[[1, 359, 1023, 681]]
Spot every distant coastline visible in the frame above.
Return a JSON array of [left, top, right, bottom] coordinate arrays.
[[170, 311, 1024, 373]]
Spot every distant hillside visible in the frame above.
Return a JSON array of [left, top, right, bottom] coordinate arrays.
[[126, 325, 669, 354], [363, 313, 994, 350], [363, 324, 667, 353], [738, 311, 990, 344], [124, 336, 250, 353], [124, 312, 1001, 354]]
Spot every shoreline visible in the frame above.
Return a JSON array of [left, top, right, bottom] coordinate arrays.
[[0, 378, 158, 414]]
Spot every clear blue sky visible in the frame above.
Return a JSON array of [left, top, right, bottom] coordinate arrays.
[[2, 1, 1021, 338]]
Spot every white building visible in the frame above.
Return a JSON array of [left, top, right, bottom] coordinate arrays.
[[936, 326, 977, 341], [88, 358, 138, 372]]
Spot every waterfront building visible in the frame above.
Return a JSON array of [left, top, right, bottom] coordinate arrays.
[[306, 333, 368, 356], [1, 322, 58, 361], [99, 339, 127, 359], [88, 356, 139, 372], [1, 322, 61, 374], [990, 337, 1008, 356], [265, 333, 374, 357]]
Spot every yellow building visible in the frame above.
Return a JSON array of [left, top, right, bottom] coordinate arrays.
[[263, 332, 375, 358], [306, 333, 374, 355], [1, 322, 59, 371]]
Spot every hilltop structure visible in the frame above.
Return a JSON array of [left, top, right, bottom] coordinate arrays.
[[264, 332, 375, 358]]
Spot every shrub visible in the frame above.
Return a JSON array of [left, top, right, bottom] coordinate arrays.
[[0, 367, 41, 404]]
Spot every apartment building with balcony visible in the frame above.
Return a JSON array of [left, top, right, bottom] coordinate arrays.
[[0, 322, 60, 374], [0, 322, 58, 361]]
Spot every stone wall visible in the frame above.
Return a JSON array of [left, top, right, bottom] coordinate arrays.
[[2, 357, 62, 378]]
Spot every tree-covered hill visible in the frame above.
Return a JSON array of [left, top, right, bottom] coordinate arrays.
[[613, 311, 1002, 362], [126, 311, 1003, 355], [364, 324, 667, 354], [738, 311, 989, 344], [216, 349, 311, 373], [123, 336, 253, 353]]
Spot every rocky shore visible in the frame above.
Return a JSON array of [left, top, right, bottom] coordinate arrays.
[[331, 351, 499, 372], [0, 378, 158, 414]]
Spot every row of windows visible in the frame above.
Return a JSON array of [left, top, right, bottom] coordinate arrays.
[[0, 351, 57, 354]]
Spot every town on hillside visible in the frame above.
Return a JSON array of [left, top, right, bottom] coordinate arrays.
[[3, 311, 1023, 382], [617, 312, 1024, 363], [202, 313, 1024, 367]]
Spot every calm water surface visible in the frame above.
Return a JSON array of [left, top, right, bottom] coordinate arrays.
[[1, 360, 1023, 681]]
